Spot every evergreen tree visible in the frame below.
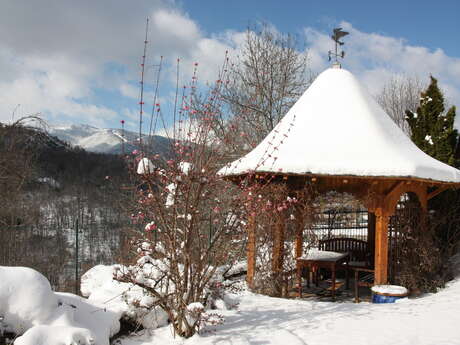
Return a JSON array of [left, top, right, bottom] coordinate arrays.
[[406, 77, 460, 278], [405, 76, 459, 167]]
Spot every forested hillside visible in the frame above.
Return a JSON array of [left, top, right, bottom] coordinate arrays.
[[0, 120, 134, 291]]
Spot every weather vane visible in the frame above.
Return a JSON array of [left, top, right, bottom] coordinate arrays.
[[328, 27, 349, 66]]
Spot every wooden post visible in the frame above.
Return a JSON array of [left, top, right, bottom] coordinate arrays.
[[246, 213, 256, 289], [374, 207, 389, 285], [295, 207, 304, 297], [295, 206, 304, 259], [272, 215, 286, 296], [419, 186, 428, 212], [367, 212, 376, 267]]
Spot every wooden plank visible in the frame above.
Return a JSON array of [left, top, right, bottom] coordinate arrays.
[[427, 186, 450, 200], [385, 181, 404, 198], [223, 171, 459, 188], [246, 213, 256, 289], [374, 208, 389, 285]]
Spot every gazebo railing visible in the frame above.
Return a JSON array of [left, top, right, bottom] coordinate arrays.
[[309, 208, 368, 242]]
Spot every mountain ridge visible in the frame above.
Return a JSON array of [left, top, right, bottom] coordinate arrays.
[[49, 123, 171, 155]]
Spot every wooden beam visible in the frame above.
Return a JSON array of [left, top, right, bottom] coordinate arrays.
[[374, 208, 390, 285], [419, 186, 428, 212], [246, 213, 256, 289], [385, 181, 404, 200], [272, 215, 286, 296], [427, 185, 450, 200], [295, 207, 304, 259], [367, 212, 376, 268]]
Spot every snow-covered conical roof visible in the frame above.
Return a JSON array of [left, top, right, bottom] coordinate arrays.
[[219, 67, 460, 183]]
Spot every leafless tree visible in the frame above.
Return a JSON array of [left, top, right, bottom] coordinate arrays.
[[376, 75, 423, 135], [200, 24, 312, 160]]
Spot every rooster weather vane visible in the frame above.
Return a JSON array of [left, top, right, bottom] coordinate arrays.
[[328, 27, 349, 65]]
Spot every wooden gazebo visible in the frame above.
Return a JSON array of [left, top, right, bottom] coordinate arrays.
[[219, 66, 460, 289]]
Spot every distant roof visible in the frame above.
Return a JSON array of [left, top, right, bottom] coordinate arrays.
[[219, 67, 460, 183]]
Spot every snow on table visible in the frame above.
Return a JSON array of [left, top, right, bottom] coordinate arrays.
[[298, 249, 348, 261]]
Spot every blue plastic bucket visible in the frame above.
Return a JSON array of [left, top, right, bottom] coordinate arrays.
[[371, 285, 408, 304]]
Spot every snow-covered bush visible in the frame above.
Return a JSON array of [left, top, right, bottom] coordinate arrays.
[[119, 61, 248, 338], [81, 265, 169, 330]]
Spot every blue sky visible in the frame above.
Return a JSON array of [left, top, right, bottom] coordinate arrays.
[[0, 0, 459, 132], [183, 0, 460, 56]]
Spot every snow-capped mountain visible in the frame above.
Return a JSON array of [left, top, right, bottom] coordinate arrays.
[[49, 124, 171, 155]]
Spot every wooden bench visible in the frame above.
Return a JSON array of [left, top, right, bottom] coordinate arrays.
[[318, 237, 371, 269]]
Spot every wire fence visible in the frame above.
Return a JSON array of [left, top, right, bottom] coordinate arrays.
[[0, 221, 130, 292]]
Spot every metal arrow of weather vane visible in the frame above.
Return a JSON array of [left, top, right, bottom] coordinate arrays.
[[328, 28, 349, 65]]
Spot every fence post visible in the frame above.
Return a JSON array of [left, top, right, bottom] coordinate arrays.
[[75, 217, 79, 295]]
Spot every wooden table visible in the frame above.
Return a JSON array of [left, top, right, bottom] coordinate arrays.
[[297, 250, 349, 300]]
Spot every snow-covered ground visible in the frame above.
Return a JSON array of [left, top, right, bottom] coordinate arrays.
[[122, 252, 460, 345], [120, 275, 460, 345], [2, 254, 460, 345]]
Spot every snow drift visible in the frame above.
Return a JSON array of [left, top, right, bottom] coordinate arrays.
[[0, 266, 120, 345]]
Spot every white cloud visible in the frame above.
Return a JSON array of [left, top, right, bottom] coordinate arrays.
[[119, 83, 139, 99], [1, 3, 460, 132], [0, 1, 242, 128]]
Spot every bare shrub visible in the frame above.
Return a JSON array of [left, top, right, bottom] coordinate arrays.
[[391, 193, 444, 293], [117, 61, 250, 337]]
